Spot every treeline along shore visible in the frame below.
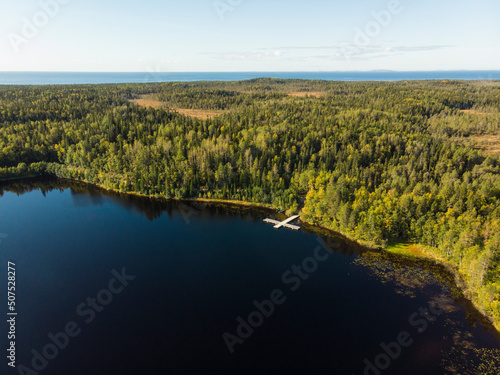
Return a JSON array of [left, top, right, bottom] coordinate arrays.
[[1, 78, 500, 329]]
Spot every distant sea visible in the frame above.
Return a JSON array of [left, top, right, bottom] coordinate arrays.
[[0, 71, 499, 85]]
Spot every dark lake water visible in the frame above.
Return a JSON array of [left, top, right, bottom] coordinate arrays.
[[1, 179, 499, 375], [0, 71, 499, 85]]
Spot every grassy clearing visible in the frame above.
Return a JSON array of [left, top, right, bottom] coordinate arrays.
[[460, 109, 497, 116], [130, 95, 226, 119], [173, 108, 226, 120], [386, 243, 431, 258], [288, 92, 325, 98], [130, 96, 165, 109], [465, 135, 500, 155]]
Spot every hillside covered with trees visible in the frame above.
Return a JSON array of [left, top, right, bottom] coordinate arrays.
[[1, 79, 499, 328]]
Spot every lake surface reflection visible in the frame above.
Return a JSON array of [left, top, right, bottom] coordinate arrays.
[[1, 178, 499, 375]]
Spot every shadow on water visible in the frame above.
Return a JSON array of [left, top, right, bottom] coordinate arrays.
[[2, 177, 498, 334], [0, 177, 372, 260], [2, 177, 500, 374]]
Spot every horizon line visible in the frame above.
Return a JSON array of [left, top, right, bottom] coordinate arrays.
[[1, 70, 500, 74]]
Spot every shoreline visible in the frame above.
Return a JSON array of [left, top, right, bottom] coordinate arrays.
[[388, 244, 500, 332], [1, 174, 499, 333]]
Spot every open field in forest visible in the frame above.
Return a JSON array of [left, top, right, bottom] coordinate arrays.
[[173, 108, 226, 120], [130, 96, 165, 109], [460, 109, 497, 115], [466, 135, 500, 155], [386, 243, 428, 258], [288, 91, 325, 98], [453, 133, 500, 156], [2, 79, 500, 330], [131, 95, 226, 119]]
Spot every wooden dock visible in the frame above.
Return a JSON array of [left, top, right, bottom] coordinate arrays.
[[263, 215, 301, 231]]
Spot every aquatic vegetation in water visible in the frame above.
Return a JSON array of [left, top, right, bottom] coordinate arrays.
[[352, 251, 446, 298]]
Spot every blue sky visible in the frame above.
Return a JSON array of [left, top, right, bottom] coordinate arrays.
[[0, 0, 499, 72]]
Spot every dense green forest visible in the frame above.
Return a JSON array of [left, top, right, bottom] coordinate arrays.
[[1, 79, 499, 328]]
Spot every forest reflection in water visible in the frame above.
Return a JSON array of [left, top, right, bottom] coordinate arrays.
[[1, 177, 499, 374]]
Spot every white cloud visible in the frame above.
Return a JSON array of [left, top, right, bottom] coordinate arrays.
[[211, 44, 452, 63]]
